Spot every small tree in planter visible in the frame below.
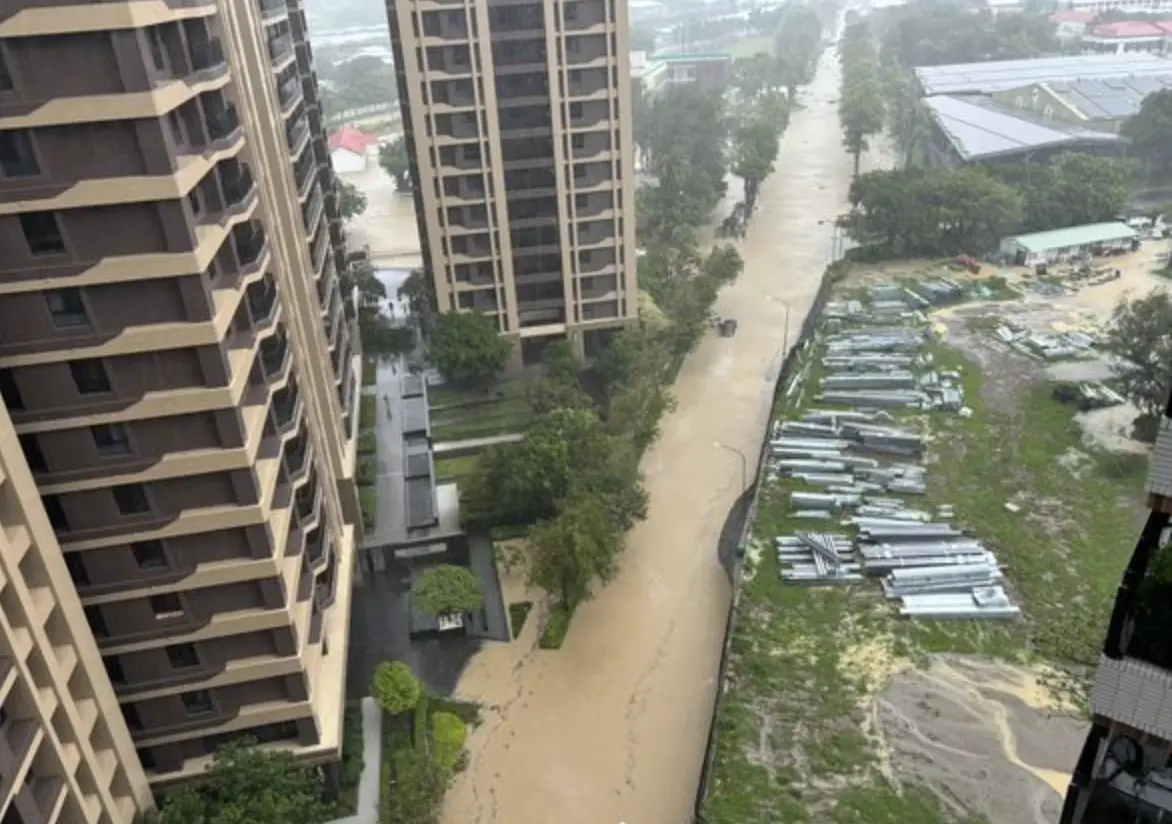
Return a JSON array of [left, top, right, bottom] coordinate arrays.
[[371, 661, 421, 716], [430, 711, 468, 773], [411, 565, 484, 620]]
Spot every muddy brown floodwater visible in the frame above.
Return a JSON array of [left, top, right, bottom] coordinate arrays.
[[439, 52, 888, 824]]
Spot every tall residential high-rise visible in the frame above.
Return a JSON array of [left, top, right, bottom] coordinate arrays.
[[1060, 391, 1172, 823], [0, 0, 361, 801], [385, 0, 639, 366]]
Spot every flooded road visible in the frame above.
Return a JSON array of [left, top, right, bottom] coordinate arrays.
[[439, 50, 883, 824], [341, 161, 423, 271]]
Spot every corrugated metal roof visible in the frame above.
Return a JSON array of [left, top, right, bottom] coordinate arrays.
[[1007, 221, 1137, 253], [923, 95, 1121, 160], [916, 53, 1172, 96], [1047, 75, 1172, 120]]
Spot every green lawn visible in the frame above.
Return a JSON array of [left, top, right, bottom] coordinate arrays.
[[705, 324, 1145, 823], [433, 453, 480, 482], [428, 379, 533, 442]]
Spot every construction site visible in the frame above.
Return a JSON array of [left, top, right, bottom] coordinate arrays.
[[705, 237, 1170, 824]]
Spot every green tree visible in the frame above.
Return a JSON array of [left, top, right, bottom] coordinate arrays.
[[527, 491, 624, 610], [773, 4, 824, 100], [1122, 89, 1172, 180], [352, 259, 386, 310], [985, 154, 1133, 231], [732, 114, 781, 213], [430, 712, 468, 772], [371, 661, 421, 715], [411, 565, 484, 618], [1103, 290, 1172, 422], [527, 341, 591, 415], [379, 138, 411, 191], [838, 27, 886, 177], [361, 317, 415, 361], [159, 740, 333, 824], [398, 269, 437, 335], [336, 180, 367, 219], [881, 63, 931, 168], [703, 245, 744, 283], [460, 408, 647, 528], [426, 311, 510, 384]]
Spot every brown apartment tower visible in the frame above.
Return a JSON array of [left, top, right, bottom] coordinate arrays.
[[0, 0, 362, 817], [385, 0, 639, 366]]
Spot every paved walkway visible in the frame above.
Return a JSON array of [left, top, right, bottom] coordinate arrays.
[[329, 698, 382, 824], [432, 433, 524, 455], [365, 356, 409, 548]]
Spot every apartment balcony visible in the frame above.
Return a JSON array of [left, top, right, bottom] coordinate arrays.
[[277, 73, 303, 113], [302, 188, 324, 234], [421, 15, 469, 41], [287, 115, 310, 156], [190, 37, 228, 76], [234, 224, 269, 271], [296, 475, 322, 526], [206, 103, 243, 146], [258, 0, 287, 21], [200, 165, 257, 229], [295, 154, 316, 201], [261, 331, 290, 380], [246, 277, 279, 328], [0, 0, 217, 36], [311, 224, 330, 275], [268, 35, 295, 67], [563, 5, 610, 32]]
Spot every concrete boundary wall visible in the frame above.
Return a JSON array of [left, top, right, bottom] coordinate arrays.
[[694, 262, 842, 823]]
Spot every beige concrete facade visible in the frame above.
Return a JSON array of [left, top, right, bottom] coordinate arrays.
[[0, 0, 360, 809], [385, 0, 639, 365]]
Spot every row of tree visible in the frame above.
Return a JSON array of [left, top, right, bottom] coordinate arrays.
[[840, 153, 1134, 258], [838, 22, 885, 176]]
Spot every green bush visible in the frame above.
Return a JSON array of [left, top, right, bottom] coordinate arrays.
[[538, 604, 574, 649], [359, 430, 377, 455], [508, 602, 533, 638], [359, 486, 376, 531], [338, 705, 365, 815], [430, 712, 467, 772], [361, 395, 378, 429], [371, 662, 421, 716], [357, 456, 376, 486]]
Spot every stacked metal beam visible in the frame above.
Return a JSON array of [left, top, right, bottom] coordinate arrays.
[[777, 533, 863, 585]]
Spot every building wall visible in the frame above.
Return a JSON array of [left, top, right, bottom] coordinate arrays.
[[330, 148, 367, 175], [385, 0, 639, 366], [0, 0, 360, 791]]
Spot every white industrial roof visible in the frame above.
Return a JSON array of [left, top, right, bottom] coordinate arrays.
[[1007, 221, 1137, 253], [923, 95, 1121, 160], [1046, 75, 1172, 120], [915, 53, 1172, 96]]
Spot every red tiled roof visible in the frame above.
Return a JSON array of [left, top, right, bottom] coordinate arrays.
[[329, 124, 377, 155], [1051, 10, 1095, 23], [1090, 20, 1166, 38], [1158, 20, 1172, 33]]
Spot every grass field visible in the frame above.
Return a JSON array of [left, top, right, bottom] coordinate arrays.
[[428, 379, 533, 443], [433, 453, 480, 482], [704, 315, 1146, 823]]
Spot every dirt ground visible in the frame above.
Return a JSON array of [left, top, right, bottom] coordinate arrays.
[[875, 657, 1086, 824]]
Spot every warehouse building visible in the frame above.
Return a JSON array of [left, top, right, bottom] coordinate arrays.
[[999, 221, 1138, 266]]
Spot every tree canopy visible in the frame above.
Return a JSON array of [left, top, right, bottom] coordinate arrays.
[[426, 311, 510, 384], [411, 565, 484, 618], [158, 741, 333, 824], [1103, 290, 1172, 422], [838, 22, 885, 177], [1121, 89, 1172, 180], [527, 491, 625, 610], [842, 154, 1133, 258], [732, 114, 782, 214], [336, 180, 367, 219], [773, 4, 825, 99], [371, 661, 421, 715], [874, 0, 1057, 68], [379, 138, 411, 191]]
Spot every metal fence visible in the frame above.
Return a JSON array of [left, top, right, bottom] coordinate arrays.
[[693, 262, 843, 824]]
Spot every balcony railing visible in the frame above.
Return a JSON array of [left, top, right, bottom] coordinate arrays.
[[284, 437, 309, 479], [189, 38, 227, 74], [273, 384, 300, 432], [235, 225, 267, 269], [278, 75, 302, 109], [246, 279, 278, 326], [286, 116, 309, 153], [258, 0, 286, 19], [268, 35, 294, 64], [222, 165, 255, 208], [261, 334, 288, 377], [303, 189, 324, 232], [295, 155, 315, 198], [207, 104, 241, 144], [296, 475, 319, 522]]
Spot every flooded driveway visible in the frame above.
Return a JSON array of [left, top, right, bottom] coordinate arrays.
[[440, 51, 880, 824]]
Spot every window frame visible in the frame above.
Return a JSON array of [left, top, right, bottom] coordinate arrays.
[[131, 540, 168, 570], [0, 129, 41, 178], [180, 689, 217, 717], [92, 423, 132, 457], [69, 359, 112, 395], [148, 592, 185, 620], [45, 288, 90, 329], [18, 211, 67, 257], [112, 484, 152, 517]]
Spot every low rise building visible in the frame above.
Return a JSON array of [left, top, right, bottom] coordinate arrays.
[[998, 221, 1138, 265], [1082, 20, 1172, 55]]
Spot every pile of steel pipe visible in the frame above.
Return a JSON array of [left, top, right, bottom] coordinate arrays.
[[777, 533, 864, 586]]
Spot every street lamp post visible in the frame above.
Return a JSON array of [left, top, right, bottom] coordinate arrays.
[[714, 441, 749, 492]]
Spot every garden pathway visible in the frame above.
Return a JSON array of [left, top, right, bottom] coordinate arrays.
[[328, 698, 382, 824], [438, 44, 888, 824]]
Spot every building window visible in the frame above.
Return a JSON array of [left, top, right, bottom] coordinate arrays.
[[123, 704, 143, 731], [19, 212, 66, 256], [0, 47, 12, 92], [42, 494, 68, 531], [113, 484, 151, 516], [104, 656, 125, 685], [18, 434, 45, 473], [180, 690, 216, 716], [0, 131, 38, 177], [569, 102, 583, 120], [64, 553, 89, 587], [565, 2, 579, 20], [92, 423, 131, 456], [46, 288, 90, 328], [0, 368, 22, 410], [85, 605, 108, 638], [571, 133, 585, 150], [70, 359, 111, 394], [166, 644, 200, 669], [149, 593, 184, 619], [131, 540, 168, 570]]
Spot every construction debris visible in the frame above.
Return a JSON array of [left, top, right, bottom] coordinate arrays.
[[767, 287, 1019, 620]]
